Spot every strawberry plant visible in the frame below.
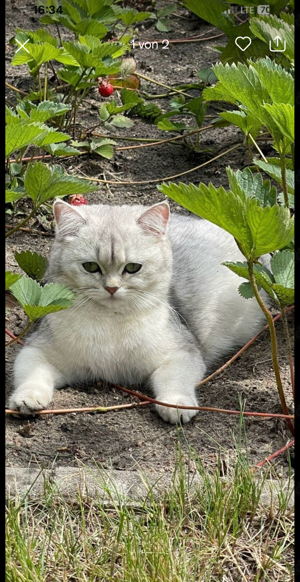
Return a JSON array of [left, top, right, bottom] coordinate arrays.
[[184, 0, 294, 65], [203, 57, 294, 208]]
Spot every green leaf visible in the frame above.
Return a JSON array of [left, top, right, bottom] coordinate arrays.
[[250, 14, 294, 62], [99, 103, 110, 121], [44, 143, 81, 156], [9, 277, 75, 322], [183, 0, 235, 36], [226, 167, 277, 207], [6, 189, 26, 203], [270, 250, 294, 289], [93, 145, 114, 159], [12, 41, 79, 70], [262, 103, 294, 144], [238, 282, 255, 299], [109, 115, 134, 129], [156, 18, 172, 32], [119, 9, 152, 26], [220, 110, 262, 138], [245, 200, 294, 257], [24, 161, 95, 205], [184, 97, 206, 127], [29, 101, 71, 122], [5, 271, 22, 291], [15, 251, 48, 282], [253, 159, 294, 194], [121, 88, 143, 107], [158, 181, 253, 258], [250, 58, 294, 105], [224, 260, 275, 299], [271, 284, 294, 305], [156, 119, 186, 131], [5, 122, 48, 157]]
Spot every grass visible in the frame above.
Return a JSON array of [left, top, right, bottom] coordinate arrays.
[[6, 433, 294, 582]]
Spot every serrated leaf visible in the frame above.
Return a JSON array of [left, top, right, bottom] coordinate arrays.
[[250, 14, 294, 62], [35, 127, 70, 146], [15, 251, 48, 282], [223, 260, 275, 299], [272, 284, 294, 306], [9, 277, 75, 321], [12, 41, 79, 69], [44, 143, 81, 156], [253, 159, 294, 194], [29, 101, 71, 122], [5, 122, 48, 157], [158, 181, 253, 258], [250, 58, 294, 105], [238, 282, 255, 299], [220, 110, 262, 138], [24, 161, 95, 205], [226, 167, 277, 206], [5, 271, 22, 291], [270, 250, 294, 289], [245, 200, 294, 257], [263, 103, 294, 144], [121, 88, 143, 106]]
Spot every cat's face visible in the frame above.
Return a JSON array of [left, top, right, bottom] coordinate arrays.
[[48, 201, 173, 314]]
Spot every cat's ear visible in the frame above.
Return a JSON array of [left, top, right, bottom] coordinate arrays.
[[53, 199, 86, 238], [137, 202, 170, 236]]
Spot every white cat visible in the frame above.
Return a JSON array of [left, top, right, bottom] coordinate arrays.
[[9, 200, 267, 423]]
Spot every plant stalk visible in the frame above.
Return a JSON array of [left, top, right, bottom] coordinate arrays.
[[248, 260, 294, 434], [5, 206, 38, 238]]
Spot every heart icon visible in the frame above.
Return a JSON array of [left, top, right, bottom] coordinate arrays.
[[235, 36, 252, 51]]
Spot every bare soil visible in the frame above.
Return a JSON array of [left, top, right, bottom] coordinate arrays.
[[5, 1, 294, 477]]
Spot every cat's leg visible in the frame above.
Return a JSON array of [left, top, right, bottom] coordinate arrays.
[[151, 347, 206, 424], [8, 346, 65, 414]]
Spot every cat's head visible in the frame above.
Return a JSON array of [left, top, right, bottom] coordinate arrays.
[[47, 200, 173, 313]]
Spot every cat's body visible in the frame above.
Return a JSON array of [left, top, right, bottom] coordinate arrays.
[[9, 201, 267, 423]]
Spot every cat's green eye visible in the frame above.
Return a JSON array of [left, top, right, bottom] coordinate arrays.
[[82, 262, 101, 273], [124, 263, 142, 274]]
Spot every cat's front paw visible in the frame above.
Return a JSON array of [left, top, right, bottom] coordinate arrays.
[[155, 394, 198, 424], [8, 384, 53, 416]]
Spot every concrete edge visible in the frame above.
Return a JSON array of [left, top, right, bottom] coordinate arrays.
[[5, 466, 294, 509]]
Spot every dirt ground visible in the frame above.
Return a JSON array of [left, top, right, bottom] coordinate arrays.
[[5, 1, 294, 477]]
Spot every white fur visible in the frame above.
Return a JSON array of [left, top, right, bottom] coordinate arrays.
[[9, 201, 268, 423]]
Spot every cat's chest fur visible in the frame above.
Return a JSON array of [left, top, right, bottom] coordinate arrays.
[[43, 301, 176, 385]]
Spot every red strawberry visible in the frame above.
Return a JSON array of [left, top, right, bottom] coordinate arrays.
[[98, 80, 114, 97], [68, 194, 88, 206]]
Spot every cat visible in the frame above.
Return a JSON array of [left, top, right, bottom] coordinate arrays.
[[8, 199, 268, 424]]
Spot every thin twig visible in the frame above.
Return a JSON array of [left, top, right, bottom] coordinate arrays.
[[251, 439, 294, 472], [108, 383, 294, 419], [5, 329, 24, 346], [5, 401, 149, 415], [195, 306, 294, 388], [77, 143, 241, 185]]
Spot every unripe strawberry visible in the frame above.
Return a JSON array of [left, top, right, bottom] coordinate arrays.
[[98, 80, 114, 97], [68, 194, 88, 206]]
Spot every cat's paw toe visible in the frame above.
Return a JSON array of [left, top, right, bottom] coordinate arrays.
[[155, 394, 198, 424], [8, 385, 52, 416]]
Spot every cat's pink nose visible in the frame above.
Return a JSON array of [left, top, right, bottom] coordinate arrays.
[[105, 286, 119, 295]]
